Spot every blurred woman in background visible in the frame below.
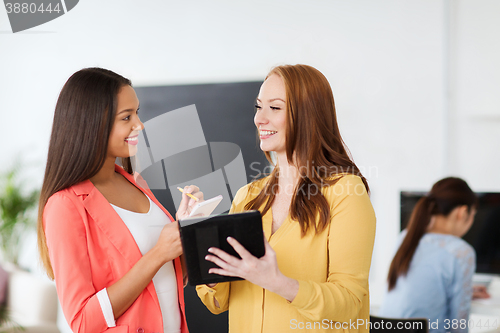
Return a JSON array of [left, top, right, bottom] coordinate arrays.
[[379, 177, 479, 333]]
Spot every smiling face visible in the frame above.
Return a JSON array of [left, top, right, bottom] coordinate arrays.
[[254, 74, 287, 155], [107, 85, 143, 159]]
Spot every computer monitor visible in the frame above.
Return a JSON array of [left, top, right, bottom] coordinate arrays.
[[400, 192, 500, 275]]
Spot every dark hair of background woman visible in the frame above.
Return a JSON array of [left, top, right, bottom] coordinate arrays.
[[387, 177, 477, 290], [37, 68, 133, 279], [245, 64, 369, 236]]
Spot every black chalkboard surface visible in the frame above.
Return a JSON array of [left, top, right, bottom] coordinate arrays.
[[134, 81, 269, 333]]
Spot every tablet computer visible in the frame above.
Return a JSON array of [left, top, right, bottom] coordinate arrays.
[[178, 210, 264, 285]]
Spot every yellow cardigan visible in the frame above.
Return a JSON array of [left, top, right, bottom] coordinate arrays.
[[196, 174, 376, 333]]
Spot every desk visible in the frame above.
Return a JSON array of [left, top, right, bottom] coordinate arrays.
[[370, 276, 500, 333], [470, 276, 500, 333]]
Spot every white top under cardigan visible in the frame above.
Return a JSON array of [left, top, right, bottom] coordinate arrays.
[[96, 196, 181, 333]]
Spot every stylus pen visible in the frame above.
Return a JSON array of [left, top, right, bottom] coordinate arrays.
[[177, 187, 200, 201]]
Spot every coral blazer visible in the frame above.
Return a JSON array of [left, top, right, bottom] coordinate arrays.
[[43, 165, 188, 333]]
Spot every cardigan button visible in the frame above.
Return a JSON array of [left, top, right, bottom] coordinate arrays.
[[137, 328, 144, 333]]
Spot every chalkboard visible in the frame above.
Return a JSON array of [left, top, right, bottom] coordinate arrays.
[[134, 81, 269, 333]]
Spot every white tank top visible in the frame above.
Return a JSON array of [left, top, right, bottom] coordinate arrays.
[[111, 196, 181, 333]]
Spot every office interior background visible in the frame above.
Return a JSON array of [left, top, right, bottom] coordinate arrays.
[[1, 0, 500, 332]]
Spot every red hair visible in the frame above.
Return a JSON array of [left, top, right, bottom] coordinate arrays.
[[245, 64, 369, 235]]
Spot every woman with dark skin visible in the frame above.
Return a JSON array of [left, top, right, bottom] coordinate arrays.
[[38, 68, 202, 332]]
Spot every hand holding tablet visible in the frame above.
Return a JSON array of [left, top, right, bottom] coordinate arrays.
[[178, 211, 265, 285]]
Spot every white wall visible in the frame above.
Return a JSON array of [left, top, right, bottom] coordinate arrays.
[[1, 0, 499, 331], [449, 1, 500, 188]]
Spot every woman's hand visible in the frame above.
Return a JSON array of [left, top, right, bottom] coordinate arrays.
[[472, 285, 491, 300], [152, 184, 203, 266], [205, 237, 299, 302], [154, 222, 183, 265], [176, 185, 204, 221]]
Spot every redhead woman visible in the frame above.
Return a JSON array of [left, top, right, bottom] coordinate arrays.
[[197, 64, 376, 333], [37, 68, 202, 332]]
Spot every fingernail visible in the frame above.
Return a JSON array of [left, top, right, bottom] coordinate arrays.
[[227, 237, 232, 241], [205, 255, 209, 260], [208, 248, 213, 252]]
